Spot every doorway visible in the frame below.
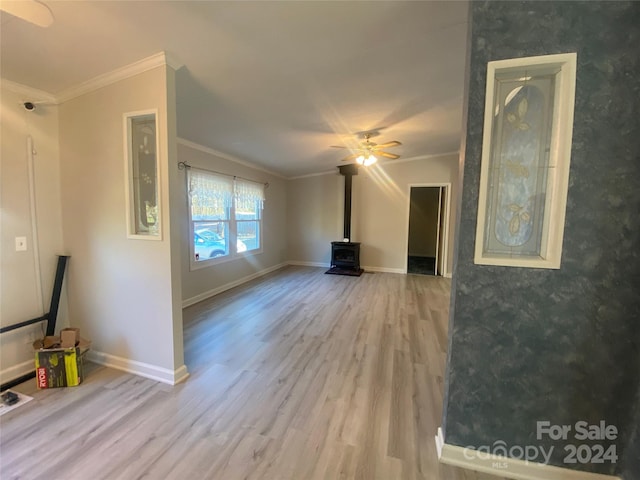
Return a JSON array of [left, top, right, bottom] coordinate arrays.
[[407, 185, 449, 276]]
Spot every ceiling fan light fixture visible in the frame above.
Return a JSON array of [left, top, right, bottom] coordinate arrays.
[[336, 132, 400, 164], [363, 155, 377, 166], [355, 153, 376, 166]]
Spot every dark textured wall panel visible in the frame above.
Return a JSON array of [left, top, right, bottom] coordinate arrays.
[[622, 388, 640, 479], [443, 1, 640, 476]]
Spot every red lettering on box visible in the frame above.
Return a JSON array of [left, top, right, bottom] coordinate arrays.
[[37, 367, 47, 388]]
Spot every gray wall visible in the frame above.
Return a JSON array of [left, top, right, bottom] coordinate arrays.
[[286, 172, 343, 267], [623, 387, 640, 478], [443, 1, 640, 476]]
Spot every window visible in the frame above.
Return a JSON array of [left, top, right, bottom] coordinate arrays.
[[474, 53, 577, 269], [124, 110, 161, 239], [187, 168, 264, 267]]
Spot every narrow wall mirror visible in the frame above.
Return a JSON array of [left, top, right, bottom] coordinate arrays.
[[124, 110, 161, 239], [475, 53, 577, 269]]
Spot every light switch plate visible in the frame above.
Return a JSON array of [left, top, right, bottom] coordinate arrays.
[[15, 237, 27, 251]]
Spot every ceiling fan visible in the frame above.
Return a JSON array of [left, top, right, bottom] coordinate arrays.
[[332, 133, 402, 166], [0, 0, 54, 27]]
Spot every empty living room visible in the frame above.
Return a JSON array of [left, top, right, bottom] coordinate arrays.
[[1, 2, 638, 480]]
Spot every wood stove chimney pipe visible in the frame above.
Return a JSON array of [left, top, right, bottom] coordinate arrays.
[[338, 164, 359, 241]]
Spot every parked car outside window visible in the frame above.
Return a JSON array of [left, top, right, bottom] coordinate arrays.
[[194, 228, 246, 260]]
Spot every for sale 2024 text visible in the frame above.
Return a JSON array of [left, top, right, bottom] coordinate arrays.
[[537, 421, 618, 464]]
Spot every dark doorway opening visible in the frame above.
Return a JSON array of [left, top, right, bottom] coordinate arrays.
[[407, 255, 436, 276], [407, 186, 447, 276]]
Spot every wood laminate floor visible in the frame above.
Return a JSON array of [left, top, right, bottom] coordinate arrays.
[[1, 266, 505, 480]]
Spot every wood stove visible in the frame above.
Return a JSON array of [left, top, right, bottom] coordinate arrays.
[[326, 164, 364, 276], [331, 241, 361, 270]]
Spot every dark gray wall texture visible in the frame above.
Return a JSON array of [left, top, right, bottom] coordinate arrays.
[[443, 1, 639, 477], [623, 387, 640, 478]]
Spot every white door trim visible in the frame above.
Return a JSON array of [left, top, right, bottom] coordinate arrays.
[[405, 183, 451, 276]]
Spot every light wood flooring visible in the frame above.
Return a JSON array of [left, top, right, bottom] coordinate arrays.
[[1, 266, 504, 480]]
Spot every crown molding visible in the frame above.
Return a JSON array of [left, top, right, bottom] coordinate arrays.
[[388, 150, 460, 165], [287, 151, 461, 180], [0, 78, 57, 104], [288, 169, 338, 180], [56, 51, 183, 103], [164, 52, 184, 71], [177, 137, 287, 179]]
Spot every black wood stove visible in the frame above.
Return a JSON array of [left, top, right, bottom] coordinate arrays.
[[326, 164, 364, 276]]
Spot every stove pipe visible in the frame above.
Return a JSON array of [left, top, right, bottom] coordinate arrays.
[[338, 164, 359, 240]]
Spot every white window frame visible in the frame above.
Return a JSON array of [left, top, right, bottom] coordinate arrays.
[[187, 169, 264, 271], [123, 109, 162, 240], [474, 53, 577, 269]]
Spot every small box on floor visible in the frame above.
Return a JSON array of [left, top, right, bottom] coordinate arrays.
[[32, 330, 91, 389]]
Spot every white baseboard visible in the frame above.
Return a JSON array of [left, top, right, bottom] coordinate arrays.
[[362, 265, 406, 274], [288, 261, 405, 274], [0, 360, 34, 385], [287, 260, 330, 268], [444, 272, 453, 278], [2, 354, 190, 388], [435, 427, 620, 480], [182, 262, 288, 308], [288, 261, 406, 275], [87, 350, 190, 385]]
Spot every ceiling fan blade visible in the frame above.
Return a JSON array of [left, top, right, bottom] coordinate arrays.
[[379, 151, 400, 160], [0, 0, 54, 27], [375, 141, 402, 149], [330, 145, 348, 149]]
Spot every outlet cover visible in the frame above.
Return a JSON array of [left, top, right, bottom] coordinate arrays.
[[15, 237, 27, 251]]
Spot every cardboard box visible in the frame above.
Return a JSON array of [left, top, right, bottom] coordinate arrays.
[[60, 328, 80, 348], [33, 335, 90, 389]]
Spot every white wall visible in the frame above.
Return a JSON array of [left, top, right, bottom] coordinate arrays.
[[287, 154, 459, 274], [58, 65, 186, 382], [0, 83, 69, 384], [178, 140, 288, 306]]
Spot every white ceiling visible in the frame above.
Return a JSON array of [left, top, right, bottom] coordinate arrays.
[[1, 1, 469, 177]]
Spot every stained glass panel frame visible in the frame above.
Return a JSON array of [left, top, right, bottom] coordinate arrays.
[[474, 53, 577, 269]]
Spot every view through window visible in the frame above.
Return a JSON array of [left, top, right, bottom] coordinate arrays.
[[188, 168, 264, 266]]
